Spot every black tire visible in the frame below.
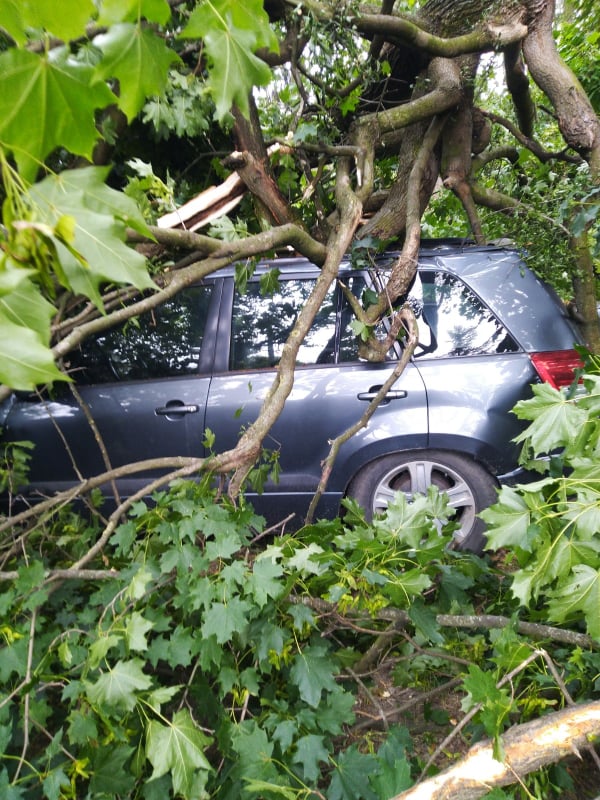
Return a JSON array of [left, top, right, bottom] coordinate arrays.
[[346, 450, 498, 553]]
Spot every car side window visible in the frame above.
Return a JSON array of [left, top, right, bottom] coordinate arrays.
[[230, 279, 338, 369], [411, 271, 518, 358], [66, 285, 213, 383]]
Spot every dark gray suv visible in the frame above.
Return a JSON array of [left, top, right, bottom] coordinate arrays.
[[0, 240, 583, 551]]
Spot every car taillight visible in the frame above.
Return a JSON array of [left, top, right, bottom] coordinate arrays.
[[530, 350, 584, 389]]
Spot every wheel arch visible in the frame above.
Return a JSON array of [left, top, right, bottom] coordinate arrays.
[[338, 435, 507, 499]]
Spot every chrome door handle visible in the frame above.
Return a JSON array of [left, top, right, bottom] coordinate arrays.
[[357, 387, 407, 403], [155, 403, 199, 416]]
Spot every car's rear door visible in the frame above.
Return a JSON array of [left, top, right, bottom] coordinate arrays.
[[3, 282, 220, 500]]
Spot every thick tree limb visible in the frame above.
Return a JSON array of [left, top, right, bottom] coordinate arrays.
[[522, 0, 600, 175], [226, 156, 364, 496], [393, 700, 600, 800], [284, 1, 527, 57]]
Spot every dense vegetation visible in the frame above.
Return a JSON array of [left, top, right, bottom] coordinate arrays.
[[1, 1, 599, 797]]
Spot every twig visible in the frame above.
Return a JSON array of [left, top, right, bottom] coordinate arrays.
[[346, 665, 390, 731], [13, 610, 37, 782]]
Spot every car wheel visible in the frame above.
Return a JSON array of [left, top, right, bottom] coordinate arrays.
[[346, 450, 498, 553]]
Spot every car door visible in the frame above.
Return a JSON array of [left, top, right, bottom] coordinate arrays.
[[407, 267, 532, 473], [3, 282, 220, 500], [204, 270, 428, 523]]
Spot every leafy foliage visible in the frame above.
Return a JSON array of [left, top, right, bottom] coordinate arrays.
[[482, 366, 600, 638], [1, 465, 598, 798]]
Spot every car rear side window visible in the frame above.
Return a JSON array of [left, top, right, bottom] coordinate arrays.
[[66, 285, 213, 383], [230, 280, 338, 369], [412, 271, 518, 358]]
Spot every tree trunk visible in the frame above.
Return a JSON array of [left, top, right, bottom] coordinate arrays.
[[393, 700, 600, 800]]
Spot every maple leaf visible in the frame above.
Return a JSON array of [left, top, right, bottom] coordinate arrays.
[[201, 598, 252, 644], [290, 643, 339, 707], [124, 612, 154, 652], [0, 48, 115, 181], [97, 0, 171, 25], [292, 734, 329, 782], [30, 166, 155, 306], [513, 382, 588, 454], [93, 24, 181, 121], [547, 565, 600, 639], [180, 0, 276, 120], [85, 659, 152, 712], [480, 486, 533, 550], [0, 317, 64, 390], [328, 744, 379, 800], [146, 709, 212, 797]]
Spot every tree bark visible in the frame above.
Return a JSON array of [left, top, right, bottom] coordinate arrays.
[[393, 701, 600, 800], [522, 0, 600, 175]]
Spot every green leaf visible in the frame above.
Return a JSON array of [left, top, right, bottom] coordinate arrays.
[[88, 634, 121, 669], [201, 598, 252, 644], [146, 709, 212, 798], [26, 0, 95, 42], [85, 658, 152, 711], [328, 745, 379, 800], [290, 642, 339, 707], [461, 664, 514, 742], [204, 529, 244, 561], [97, 0, 171, 25], [547, 565, 600, 639], [42, 767, 71, 800], [16, 560, 45, 593], [0, 48, 116, 181], [89, 744, 136, 796], [242, 781, 297, 799], [292, 734, 329, 782], [30, 166, 155, 305], [386, 568, 432, 607], [94, 24, 180, 121], [370, 726, 413, 797], [513, 383, 588, 454], [124, 611, 154, 652], [167, 625, 196, 667], [248, 557, 286, 607], [180, 0, 276, 120], [0, 0, 27, 45], [286, 543, 326, 575], [480, 487, 532, 550], [229, 721, 276, 783], [0, 316, 65, 389], [408, 600, 443, 644], [0, 269, 56, 340]]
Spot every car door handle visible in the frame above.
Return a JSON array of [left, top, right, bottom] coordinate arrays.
[[357, 387, 407, 403], [155, 403, 199, 416]]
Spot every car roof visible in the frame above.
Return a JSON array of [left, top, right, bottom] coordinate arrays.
[[214, 239, 522, 278]]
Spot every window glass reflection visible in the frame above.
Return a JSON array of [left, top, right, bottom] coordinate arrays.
[[67, 285, 213, 383], [412, 272, 518, 358], [230, 280, 338, 369]]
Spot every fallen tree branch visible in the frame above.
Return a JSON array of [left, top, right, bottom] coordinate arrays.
[[290, 595, 598, 650], [393, 700, 600, 800]]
